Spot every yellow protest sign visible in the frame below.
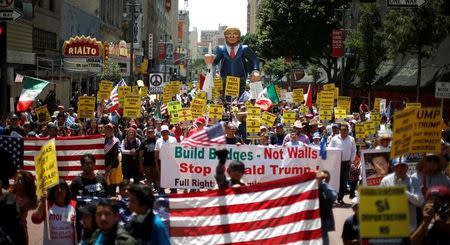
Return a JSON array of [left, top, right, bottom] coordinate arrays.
[[167, 101, 181, 115], [247, 106, 261, 119], [390, 108, 416, 159], [97, 91, 110, 102], [213, 77, 223, 92], [323, 83, 335, 91], [283, 111, 296, 124], [292, 88, 304, 104], [139, 86, 148, 97], [170, 113, 180, 124], [225, 76, 240, 97], [320, 108, 332, 121], [99, 80, 113, 92], [123, 94, 141, 118], [316, 91, 322, 106], [410, 108, 442, 154], [359, 186, 409, 238], [246, 118, 260, 140], [35, 105, 51, 122], [319, 91, 335, 109], [118, 86, 131, 105], [355, 123, 365, 141], [190, 98, 206, 118], [371, 112, 380, 122], [373, 98, 382, 112], [196, 91, 207, 100], [300, 105, 308, 115], [35, 139, 59, 199], [405, 103, 421, 109], [261, 111, 277, 127], [208, 105, 223, 120], [178, 108, 192, 122], [77, 96, 95, 118], [337, 96, 351, 113], [334, 107, 347, 120]]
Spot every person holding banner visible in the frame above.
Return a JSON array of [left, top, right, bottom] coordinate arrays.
[[31, 180, 76, 245]]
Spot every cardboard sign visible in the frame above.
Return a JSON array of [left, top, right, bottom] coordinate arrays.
[[97, 91, 110, 101], [390, 108, 416, 159], [292, 88, 304, 104], [410, 108, 442, 154], [213, 77, 223, 92], [77, 96, 95, 118], [337, 96, 351, 113], [300, 105, 308, 115], [355, 123, 365, 142], [247, 106, 261, 119], [170, 113, 180, 124], [190, 98, 206, 118], [208, 105, 223, 120], [334, 107, 347, 119], [178, 108, 193, 122], [196, 91, 207, 100], [35, 139, 59, 199], [123, 94, 141, 118], [320, 108, 332, 121], [261, 111, 277, 127], [283, 111, 296, 124], [167, 101, 182, 115], [322, 83, 335, 91], [373, 98, 382, 112], [225, 76, 240, 97], [118, 86, 131, 105], [359, 186, 409, 238], [246, 118, 260, 140], [35, 105, 51, 122], [99, 80, 113, 92], [319, 91, 335, 109]]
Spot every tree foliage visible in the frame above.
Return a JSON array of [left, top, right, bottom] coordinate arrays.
[[99, 60, 122, 82], [256, 0, 349, 82], [263, 58, 292, 79], [383, 0, 450, 100], [346, 3, 385, 88]]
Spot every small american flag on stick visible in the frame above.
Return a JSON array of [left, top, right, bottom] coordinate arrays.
[[181, 122, 225, 147]]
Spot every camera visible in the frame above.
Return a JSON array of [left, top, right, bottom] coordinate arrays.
[[433, 203, 449, 218]]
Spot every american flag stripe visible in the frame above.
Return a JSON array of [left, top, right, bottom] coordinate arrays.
[[169, 173, 321, 244], [181, 122, 225, 147], [24, 135, 105, 181]]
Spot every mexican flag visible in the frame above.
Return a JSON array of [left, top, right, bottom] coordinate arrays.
[[16, 76, 50, 112], [255, 82, 279, 111]]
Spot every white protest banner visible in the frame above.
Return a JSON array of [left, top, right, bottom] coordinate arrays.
[[161, 144, 341, 190], [249, 81, 263, 99]]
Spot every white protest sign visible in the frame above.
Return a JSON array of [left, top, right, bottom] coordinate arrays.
[[161, 144, 341, 190], [249, 81, 263, 99]]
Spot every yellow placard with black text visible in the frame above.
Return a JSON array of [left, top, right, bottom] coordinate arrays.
[[261, 111, 277, 127], [118, 86, 131, 105], [359, 186, 409, 238], [35, 139, 59, 199], [247, 106, 261, 119], [77, 96, 95, 118], [123, 94, 141, 118], [283, 111, 296, 124], [225, 76, 240, 97], [178, 108, 193, 122], [190, 98, 206, 118], [35, 105, 51, 122], [337, 96, 351, 113], [208, 105, 223, 120], [292, 88, 304, 104]]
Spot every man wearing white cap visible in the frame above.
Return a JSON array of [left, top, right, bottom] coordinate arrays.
[[380, 157, 424, 232], [155, 125, 176, 194]]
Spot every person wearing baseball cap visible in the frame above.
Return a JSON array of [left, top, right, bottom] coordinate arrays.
[[270, 123, 285, 146], [411, 185, 450, 244], [342, 197, 360, 244], [187, 117, 206, 137], [380, 156, 423, 232]]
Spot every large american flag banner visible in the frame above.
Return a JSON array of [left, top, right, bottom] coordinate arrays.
[[0, 135, 24, 168], [169, 172, 322, 244], [23, 135, 105, 181]]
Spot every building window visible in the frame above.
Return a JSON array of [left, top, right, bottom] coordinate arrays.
[[33, 28, 57, 50]]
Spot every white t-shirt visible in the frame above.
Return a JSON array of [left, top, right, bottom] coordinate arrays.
[[155, 136, 177, 151], [44, 200, 77, 245]]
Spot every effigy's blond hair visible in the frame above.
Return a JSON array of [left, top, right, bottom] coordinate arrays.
[[224, 27, 241, 36]]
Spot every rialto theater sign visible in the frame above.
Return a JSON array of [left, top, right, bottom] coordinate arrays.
[[63, 36, 103, 73]]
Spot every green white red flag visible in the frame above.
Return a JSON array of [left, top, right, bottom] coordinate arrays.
[[16, 76, 49, 112]]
